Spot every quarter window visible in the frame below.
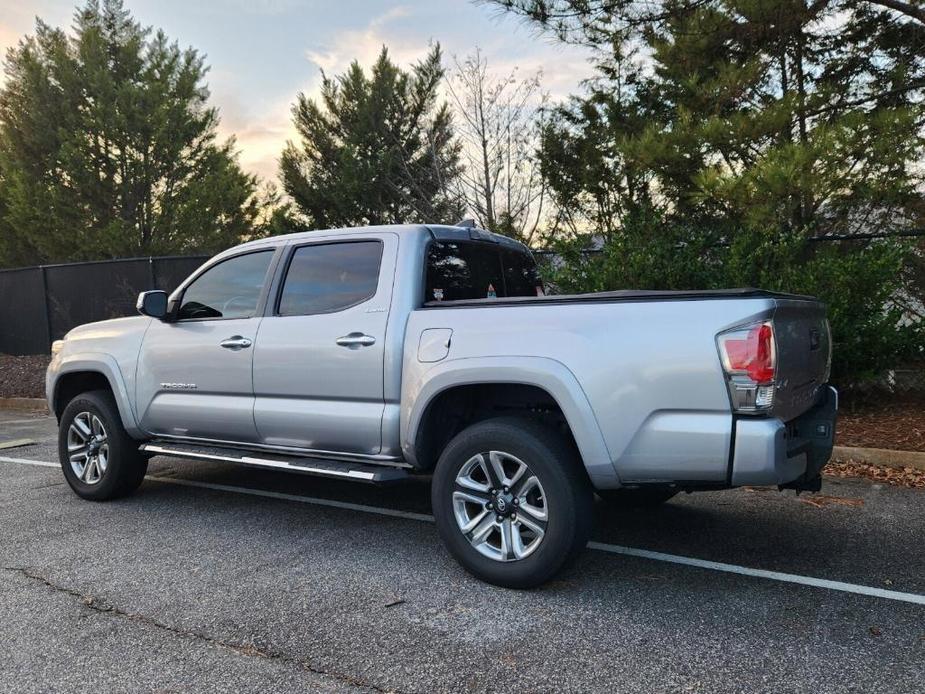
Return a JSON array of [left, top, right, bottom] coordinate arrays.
[[278, 241, 383, 316], [177, 251, 273, 321]]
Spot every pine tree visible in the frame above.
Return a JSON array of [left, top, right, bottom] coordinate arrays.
[[280, 45, 462, 228], [0, 0, 259, 267]]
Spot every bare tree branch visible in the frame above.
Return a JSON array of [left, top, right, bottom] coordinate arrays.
[[446, 48, 549, 243], [865, 0, 925, 24]]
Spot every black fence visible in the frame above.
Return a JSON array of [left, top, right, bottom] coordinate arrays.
[[0, 255, 209, 355]]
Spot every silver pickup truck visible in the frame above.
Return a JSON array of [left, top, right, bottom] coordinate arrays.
[[46, 223, 837, 587]]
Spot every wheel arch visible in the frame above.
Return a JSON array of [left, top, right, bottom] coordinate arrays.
[[401, 356, 618, 488], [51, 355, 142, 438]]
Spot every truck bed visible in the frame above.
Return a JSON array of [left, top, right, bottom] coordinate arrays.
[[422, 287, 816, 309]]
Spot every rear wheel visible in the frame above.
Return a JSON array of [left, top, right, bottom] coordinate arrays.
[[432, 417, 593, 588], [597, 487, 678, 508], [58, 390, 147, 501]]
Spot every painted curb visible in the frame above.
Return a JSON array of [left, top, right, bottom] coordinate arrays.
[[832, 445, 925, 472], [0, 398, 48, 412]]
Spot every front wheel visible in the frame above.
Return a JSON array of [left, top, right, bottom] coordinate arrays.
[[58, 390, 148, 501], [432, 417, 593, 588]]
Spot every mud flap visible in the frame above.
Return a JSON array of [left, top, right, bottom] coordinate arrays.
[[780, 386, 838, 493]]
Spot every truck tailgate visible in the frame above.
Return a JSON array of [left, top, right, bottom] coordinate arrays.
[[772, 299, 831, 422]]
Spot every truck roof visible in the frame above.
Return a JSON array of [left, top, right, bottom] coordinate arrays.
[[233, 223, 530, 253]]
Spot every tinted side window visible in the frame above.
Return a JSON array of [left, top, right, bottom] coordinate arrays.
[[426, 242, 504, 302], [177, 251, 273, 320], [278, 241, 382, 316], [501, 248, 543, 298]]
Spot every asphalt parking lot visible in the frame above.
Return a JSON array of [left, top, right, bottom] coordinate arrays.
[[1, 409, 923, 693]]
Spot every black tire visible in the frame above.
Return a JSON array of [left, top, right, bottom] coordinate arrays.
[[58, 390, 148, 501], [432, 417, 594, 589], [597, 487, 678, 508]]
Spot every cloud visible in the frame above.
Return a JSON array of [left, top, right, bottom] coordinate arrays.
[[450, 47, 594, 103], [304, 6, 424, 83], [214, 8, 429, 183], [217, 5, 597, 184], [211, 80, 296, 183]]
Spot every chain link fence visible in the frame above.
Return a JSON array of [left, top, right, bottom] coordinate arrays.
[[0, 255, 209, 355]]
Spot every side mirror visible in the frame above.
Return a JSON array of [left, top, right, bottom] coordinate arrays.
[[136, 290, 168, 319]]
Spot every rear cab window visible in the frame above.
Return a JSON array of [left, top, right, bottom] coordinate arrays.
[[501, 247, 544, 298], [425, 241, 542, 303]]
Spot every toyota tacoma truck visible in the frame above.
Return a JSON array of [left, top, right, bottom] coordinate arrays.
[[46, 223, 837, 587]]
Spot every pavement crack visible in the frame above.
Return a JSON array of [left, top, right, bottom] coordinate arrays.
[[3, 567, 404, 694]]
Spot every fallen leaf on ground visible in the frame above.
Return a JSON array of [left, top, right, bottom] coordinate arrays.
[[825, 461, 925, 489], [500, 652, 518, 667], [799, 495, 864, 508]]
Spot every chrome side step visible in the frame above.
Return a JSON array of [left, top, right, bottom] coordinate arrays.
[[139, 442, 409, 484]]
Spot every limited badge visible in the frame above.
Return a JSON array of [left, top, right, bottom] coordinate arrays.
[[487, 283, 497, 298], [433, 288, 444, 301]]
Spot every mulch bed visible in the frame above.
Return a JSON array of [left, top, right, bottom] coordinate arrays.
[[837, 404, 925, 452], [0, 354, 51, 399]]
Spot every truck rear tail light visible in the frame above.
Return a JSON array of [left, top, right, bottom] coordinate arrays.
[[718, 322, 775, 385], [717, 321, 777, 413]]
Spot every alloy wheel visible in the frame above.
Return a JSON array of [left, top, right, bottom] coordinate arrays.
[[67, 411, 109, 485], [452, 450, 548, 562]]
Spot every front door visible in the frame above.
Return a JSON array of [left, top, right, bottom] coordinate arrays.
[[136, 249, 275, 442], [252, 235, 395, 455]]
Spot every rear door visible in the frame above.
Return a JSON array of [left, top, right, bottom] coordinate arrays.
[[136, 249, 276, 442], [252, 233, 397, 455]]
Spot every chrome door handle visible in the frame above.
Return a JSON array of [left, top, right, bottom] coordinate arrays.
[[336, 333, 376, 348], [220, 336, 252, 350]]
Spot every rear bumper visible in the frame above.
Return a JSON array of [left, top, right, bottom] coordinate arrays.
[[730, 386, 838, 489]]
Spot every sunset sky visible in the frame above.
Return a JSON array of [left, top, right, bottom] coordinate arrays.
[[0, 1, 596, 183]]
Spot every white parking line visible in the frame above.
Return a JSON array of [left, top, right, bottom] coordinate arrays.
[[586, 542, 925, 605], [3, 454, 925, 606], [0, 456, 57, 467], [158, 476, 436, 523]]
